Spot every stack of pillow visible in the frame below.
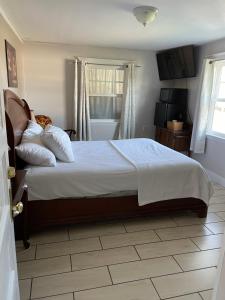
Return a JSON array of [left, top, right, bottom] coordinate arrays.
[[16, 121, 75, 166]]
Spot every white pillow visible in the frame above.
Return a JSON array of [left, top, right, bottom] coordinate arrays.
[[41, 125, 75, 162], [16, 143, 56, 167], [16, 120, 56, 167], [22, 121, 43, 144]]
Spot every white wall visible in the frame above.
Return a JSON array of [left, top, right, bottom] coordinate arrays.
[[23, 42, 160, 138], [187, 37, 225, 181], [0, 13, 24, 97]]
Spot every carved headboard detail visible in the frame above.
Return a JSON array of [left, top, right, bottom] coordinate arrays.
[[4, 89, 31, 168]]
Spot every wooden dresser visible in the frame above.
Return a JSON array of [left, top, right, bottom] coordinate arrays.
[[155, 126, 192, 156]]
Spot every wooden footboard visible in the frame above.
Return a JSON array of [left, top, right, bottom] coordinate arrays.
[[26, 196, 208, 233]]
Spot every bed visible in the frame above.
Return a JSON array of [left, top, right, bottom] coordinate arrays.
[[4, 89, 212, 232]]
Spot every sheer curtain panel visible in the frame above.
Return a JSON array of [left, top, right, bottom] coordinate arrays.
[[73, 58, 91, 141], [88, 67, 124, 120], [190, 59, 214, 153], [119, 63, 136, 139]]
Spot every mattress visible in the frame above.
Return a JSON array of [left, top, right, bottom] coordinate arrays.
[[25, 139, 213, 204]]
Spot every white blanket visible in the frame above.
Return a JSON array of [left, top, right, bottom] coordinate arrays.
[[110, 139, 213, 206]]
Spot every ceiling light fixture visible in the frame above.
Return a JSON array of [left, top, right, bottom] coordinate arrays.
[[133, 6, 158, 27]]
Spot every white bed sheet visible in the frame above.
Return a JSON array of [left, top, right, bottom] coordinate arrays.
[[26, 140, 137, 200], [26, 139, 213, 205]]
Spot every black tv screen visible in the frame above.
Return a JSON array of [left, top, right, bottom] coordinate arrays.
[[156, 45, 196, 80]]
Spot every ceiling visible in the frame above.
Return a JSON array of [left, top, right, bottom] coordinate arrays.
[[1, 0, 225, 51]]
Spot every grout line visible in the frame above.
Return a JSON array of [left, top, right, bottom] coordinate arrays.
[[172, 255, 184, 272], [34, 245, 37, 260], [122, 222, 128, 233], [133, 245, 142, 260], [99, 236, 103, 250], [107, 265, 114, 285], [190, 237, 203, 251], [73, 291, 76, 300], [149, 277, 162, 299], [198, 292, 204, 300], [153, 229, 162, 241], [31, 291, 76, 300], [70, 254, 73, 271], [29, 278, 33, 300]]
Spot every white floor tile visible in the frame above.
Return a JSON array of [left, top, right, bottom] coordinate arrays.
[[124, 216, 177, 232], [100, 230, 160, 249], [173, 213, 222, 226], [16, 245, 36, 262], [18, 255, 71, 279], [216, 211, 225, 220], [30, 228, 69, 245], [192, 234, 223, 250], [19, 279, 31, 300], [36, 237, 101, 259], [75, 279, 159, 300], [174, 249, 220, 271], [31, 267, 111, 299], [136, 239, 199, 259], [71, 246, 139, 270], [35, 293, 74, 300], [200, 290, 213, 300], [209, 204, 225, 213], [166, 294, 202, 300], [152, 268, 216, 299], [109, 256, 181, 284], [156, 225, 211, 241], [205, 222, 225, 234]]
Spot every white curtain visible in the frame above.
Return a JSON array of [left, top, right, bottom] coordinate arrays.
[[74, 58, 91, 141], [190, 59, 214, 153], [119, 63, 136, 139]]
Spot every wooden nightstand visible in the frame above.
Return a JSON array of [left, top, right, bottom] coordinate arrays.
[[11, 170, 30, 249], [155, 126, 192, 156]]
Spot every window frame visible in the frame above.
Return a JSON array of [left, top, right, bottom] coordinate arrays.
[[207, 60, 225, 139], [87, 62, 125, 122]]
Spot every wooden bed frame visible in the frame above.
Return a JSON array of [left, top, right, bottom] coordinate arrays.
[[4, 89, 208, 233]]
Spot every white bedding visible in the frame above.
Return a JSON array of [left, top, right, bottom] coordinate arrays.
[[26, 138, 213, 205], [110, 139, 213, 206]]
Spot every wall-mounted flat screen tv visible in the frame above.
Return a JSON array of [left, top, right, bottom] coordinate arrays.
[[156, 45, 196, 80]]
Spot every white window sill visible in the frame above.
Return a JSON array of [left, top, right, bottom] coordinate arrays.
[[90, 119, 119, 123], [206, 133, 225, 145]]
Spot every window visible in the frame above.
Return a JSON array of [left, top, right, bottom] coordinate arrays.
[[87, 66, 125, 120], [208, 60, 225, 137]]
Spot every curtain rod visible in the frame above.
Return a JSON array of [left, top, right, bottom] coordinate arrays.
[[209, 58, 225, 64], [73, 58, 141, 68], [86, 62, 141, 68]]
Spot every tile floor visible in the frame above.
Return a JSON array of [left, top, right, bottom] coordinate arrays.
[[17, 184, 225, 300]]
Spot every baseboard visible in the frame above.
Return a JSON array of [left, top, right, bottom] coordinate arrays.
[[206, 169, 225, 188]]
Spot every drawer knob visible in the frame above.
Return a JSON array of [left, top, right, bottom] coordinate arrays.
[[12, 201, 23, 218]]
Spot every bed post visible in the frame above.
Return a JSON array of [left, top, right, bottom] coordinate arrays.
[[193, 202, 208, 218]]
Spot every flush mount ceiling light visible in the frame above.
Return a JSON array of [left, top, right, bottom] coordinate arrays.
[[133, 6, 158, 27]]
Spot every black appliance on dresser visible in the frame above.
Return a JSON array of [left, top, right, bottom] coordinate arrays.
[[154, 88, 188, 128]]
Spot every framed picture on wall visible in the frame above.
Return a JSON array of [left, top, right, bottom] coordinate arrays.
[[5, 40, 18, 88]]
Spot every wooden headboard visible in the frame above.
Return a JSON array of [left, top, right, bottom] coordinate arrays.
[[4, 89, 31, 168]]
